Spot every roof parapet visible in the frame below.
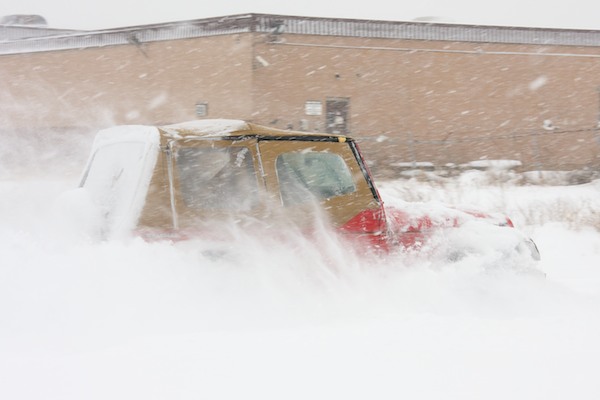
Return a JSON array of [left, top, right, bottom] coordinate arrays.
[[1, 13, 599, 55]]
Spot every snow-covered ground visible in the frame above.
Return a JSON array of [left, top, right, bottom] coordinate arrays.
[[1, 158, 600, 399]]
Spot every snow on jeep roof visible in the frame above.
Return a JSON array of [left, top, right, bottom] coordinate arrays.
[[160, 119, 346, 140], [161, 119, 250, 137]]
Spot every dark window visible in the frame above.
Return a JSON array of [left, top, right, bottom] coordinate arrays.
[[326, 97, 350, 134], [195, 102, 208, 117], [176, 146, 259, 211], [276, 152, 356, 206]]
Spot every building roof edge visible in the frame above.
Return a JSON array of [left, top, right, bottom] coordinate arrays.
[[1, 13, 599, 56]]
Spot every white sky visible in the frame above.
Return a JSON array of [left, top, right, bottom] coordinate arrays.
[[2, 0, 600, 31]]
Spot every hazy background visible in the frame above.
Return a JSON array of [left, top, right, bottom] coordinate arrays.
[[2, 0, 600, 30]]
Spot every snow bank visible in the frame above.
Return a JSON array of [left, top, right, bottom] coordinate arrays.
[[379, 173, 600, 229]]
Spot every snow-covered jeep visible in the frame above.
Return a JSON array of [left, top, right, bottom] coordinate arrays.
[[79, 119, 540, 260]]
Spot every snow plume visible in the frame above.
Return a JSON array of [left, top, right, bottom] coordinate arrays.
[[0, 71, 144, 180], [1, 68, 598, 396], [2, 162, 600, 397], [0, 83, 114, 180]]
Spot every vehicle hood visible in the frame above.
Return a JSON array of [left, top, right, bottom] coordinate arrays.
[[384, 199, 513, 233]]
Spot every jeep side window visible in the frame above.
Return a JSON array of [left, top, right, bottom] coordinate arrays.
[[276, 152, 356, 206], [176, 146, 259, 211]]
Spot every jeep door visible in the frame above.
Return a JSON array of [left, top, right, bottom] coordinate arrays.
[[257, 138, 385, 233], [168, 137, 265, 229]]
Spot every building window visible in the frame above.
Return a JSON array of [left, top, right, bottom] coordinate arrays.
[[326, 97, 350, 135], [305, 101, 322, 116], [195, 102, 208, 117]]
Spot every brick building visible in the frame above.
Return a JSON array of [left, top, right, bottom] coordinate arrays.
[[1, 13, 600, 175]]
